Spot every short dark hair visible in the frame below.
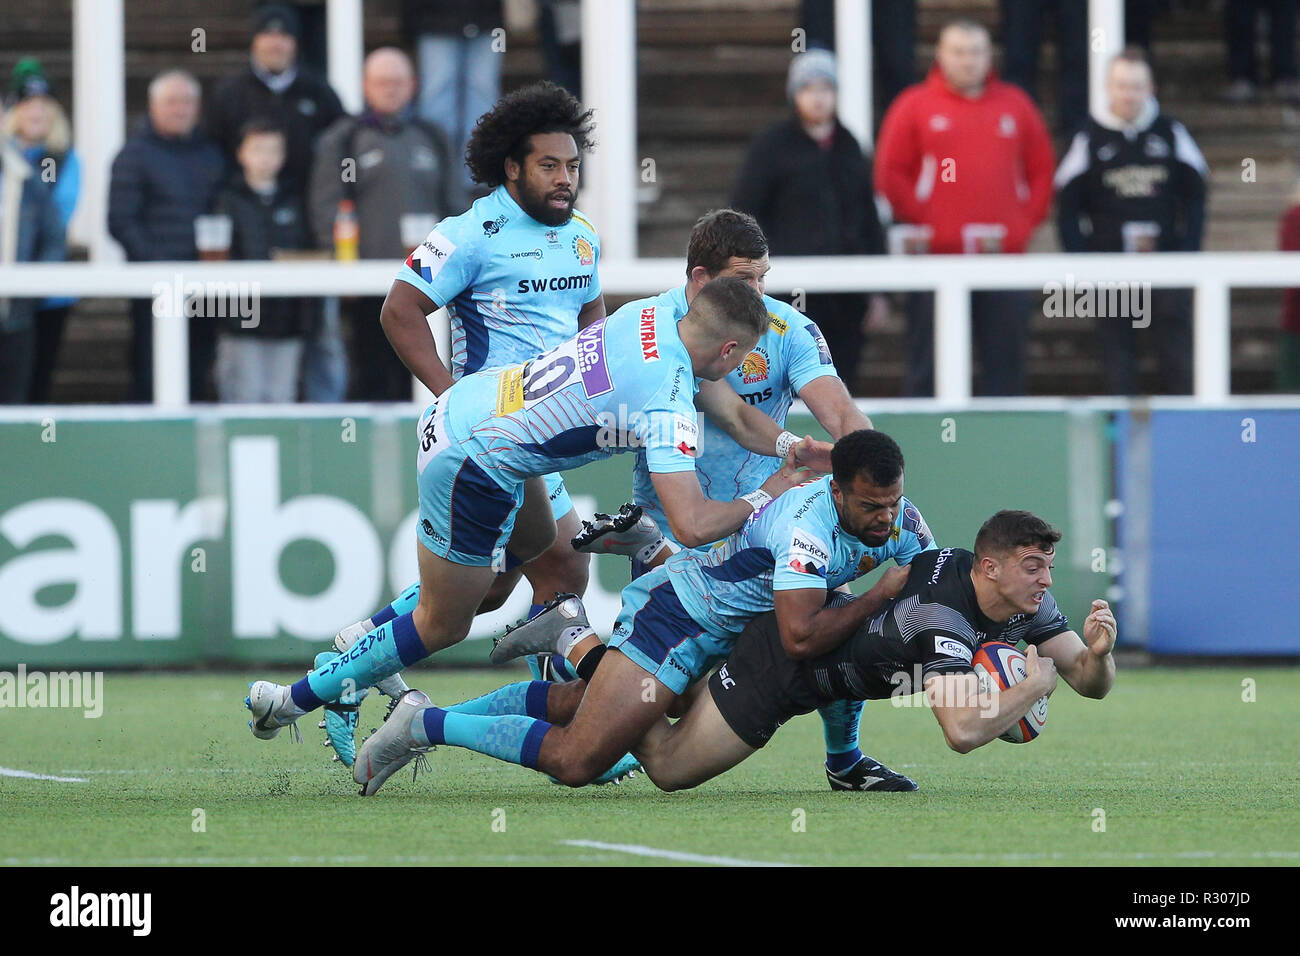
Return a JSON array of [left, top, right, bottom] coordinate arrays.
[[686, 275, 768, 339], [237, 117, 286, 144], [686, 209, 769, 277], [465, 81, 595, 187], [831, 430, 905, 488], [974, 510, 1062, 559]]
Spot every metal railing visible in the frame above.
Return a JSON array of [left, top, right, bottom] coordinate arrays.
[[3, 250, 1298, 405]]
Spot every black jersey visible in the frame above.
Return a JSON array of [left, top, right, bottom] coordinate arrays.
[[710, 547, 1071, 748]]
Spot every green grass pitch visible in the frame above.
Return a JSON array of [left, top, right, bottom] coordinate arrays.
[[2, 667, 1297, 866]]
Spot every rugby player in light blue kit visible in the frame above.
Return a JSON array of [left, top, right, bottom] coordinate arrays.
[[572, 210, 925, 790], [301, 83, 606, 762], [351, 430, 938, 795], [245, 277, 833, 766]]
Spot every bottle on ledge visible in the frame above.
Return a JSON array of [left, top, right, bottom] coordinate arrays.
[[333, 199, 359, 261]]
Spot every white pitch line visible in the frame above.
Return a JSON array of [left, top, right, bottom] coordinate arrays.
[[563, 839, 799, 867], [0, 766, 88, 783]]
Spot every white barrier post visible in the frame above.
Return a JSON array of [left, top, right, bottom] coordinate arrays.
[[933, 280, 971, 402], [581, 0, 638, 259], [834, 0, 872, 151], [1194, 278, 1231, 402], [71, 0, 125, 261], [326, 0, 365, 114], [1088, 0, 1124, 122], [152, 274, 189, 407]]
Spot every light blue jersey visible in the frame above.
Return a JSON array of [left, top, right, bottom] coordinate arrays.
[[631, 286, 839, 544], [439, 298, 701, 490], [667, 477, 936, 638], [396, 184, 602, 380]]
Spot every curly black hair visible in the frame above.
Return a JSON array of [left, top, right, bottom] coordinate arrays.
[[465, 81, 596, 187], [831, 430, 905, 488]]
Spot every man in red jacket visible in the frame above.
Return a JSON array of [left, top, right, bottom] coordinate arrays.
[[875, 18, 1055, 396]]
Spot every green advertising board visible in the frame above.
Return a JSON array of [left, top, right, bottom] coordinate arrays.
[[0, 408, 1111, 669]]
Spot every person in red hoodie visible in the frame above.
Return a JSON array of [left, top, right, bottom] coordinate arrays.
[[875, 18, 1055, 396]]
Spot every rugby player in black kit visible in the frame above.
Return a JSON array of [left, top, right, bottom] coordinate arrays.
[[626, 510, 1117, 793]]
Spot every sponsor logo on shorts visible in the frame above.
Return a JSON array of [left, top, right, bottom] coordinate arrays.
[[639, 308, 659, 361], [718, 664, 736, 690], [496, 366, 525, 415], [934, 636, 973, 663], [573, 236, 594, 266]]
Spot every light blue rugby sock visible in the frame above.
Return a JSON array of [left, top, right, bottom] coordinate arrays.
[[369, 581, 421, 627], [444, 681, 551, 719], [291, 612, 427, 711], [414, 708, 552, 770]]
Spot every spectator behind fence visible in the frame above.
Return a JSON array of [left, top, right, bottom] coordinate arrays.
[[310, 47, 460, 401], [1278, 187, 1300, 391], [1056, 47, 1208, 396], [406, 0, 503, 198], [206, 3, 345, 192], [999, 0, 1088, 135], [1222, 0, 1300, 104], [799, 0, 917, 117], [0, 109, 66, 404], [875, 18, 1054, 397], [108, 69, 225, 402], [3, 58, 79, 403], [211, 119, 316, 403], [731, 49, 887, 387]]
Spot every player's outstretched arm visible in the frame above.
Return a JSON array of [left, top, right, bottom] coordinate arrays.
[[1036, 600, 1117, 699], [649, 454, 807, 548], [798, 375, 872, 440], [379, 280, 455, 396], [773, 566, 910, 660], [926, 646, 1059, 754]]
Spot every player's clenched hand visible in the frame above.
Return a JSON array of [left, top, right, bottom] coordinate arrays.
[[760, 451, 814, 498], [869, 564, 910, 602], [792, 435, 833, 474], [1024, 645, 1059, 698], [1082, 599, 1117, 656]]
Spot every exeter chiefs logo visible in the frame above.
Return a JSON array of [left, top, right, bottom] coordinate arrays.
[[740, 349, 769, 384], [572, 236, 594, 266]]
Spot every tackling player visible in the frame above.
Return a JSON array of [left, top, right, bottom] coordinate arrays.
[[350, 430, 937, 794], [361, 510, 1116, 794], [245, 277, 831, 743], [573, 208, 914, 791]]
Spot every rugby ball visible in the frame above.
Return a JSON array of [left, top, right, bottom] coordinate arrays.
[[971, 641, 1049, 743]]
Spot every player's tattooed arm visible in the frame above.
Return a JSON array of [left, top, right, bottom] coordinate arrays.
[[798, 376, 872, 440], [773, 568, 908, 660], [1036, 601, 1117, 699], [577, 294, 606, 329], [925, 647, 1060, 753], [379, 280, 455, 396]]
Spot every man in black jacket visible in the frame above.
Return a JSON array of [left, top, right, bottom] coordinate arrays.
[[205, 3, 345, 193], [1055, 47, 1209, 395], [731, 49, 887, 389], [107, 69, 225, 402]]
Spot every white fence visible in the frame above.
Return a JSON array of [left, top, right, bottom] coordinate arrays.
[[2, 251, 1298, 406]]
